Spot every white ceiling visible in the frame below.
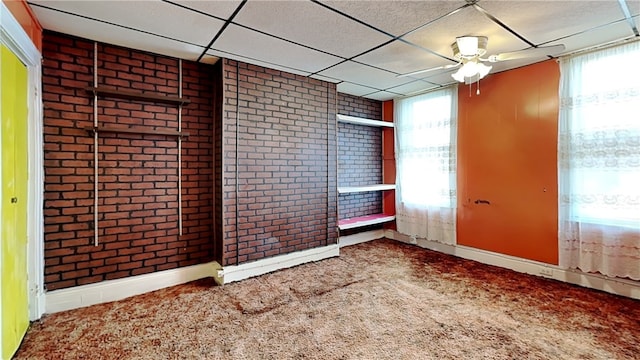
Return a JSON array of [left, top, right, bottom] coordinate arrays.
[[29, 0, 640, 101]]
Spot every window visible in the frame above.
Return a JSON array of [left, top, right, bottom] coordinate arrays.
[[558, 40, 640, 280], [559, 42, 640, 229], [394, 87, 457, 245], [395, 88, 456, 208]]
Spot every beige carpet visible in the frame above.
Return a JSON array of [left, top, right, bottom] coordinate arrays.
[[16, 239, 640, 359]]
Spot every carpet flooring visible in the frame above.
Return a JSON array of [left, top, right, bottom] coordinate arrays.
[[15, 239, 640, 359]]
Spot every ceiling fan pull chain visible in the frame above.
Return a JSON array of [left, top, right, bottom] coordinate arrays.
[[477, 78, 480, 95]]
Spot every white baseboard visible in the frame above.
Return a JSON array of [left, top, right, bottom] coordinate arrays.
[[385, 230, 640, 300], [45, 244, 340, 313], [339, 229, 384, 248], [221, 244, 340, 284], [45, 261, 221, 314]]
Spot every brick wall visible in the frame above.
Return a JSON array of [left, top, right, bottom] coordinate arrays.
[[221, 59, 337, 266], [337, 93, 383, 220], [42, 31, 214, 290], [337, 93, 382, 119]]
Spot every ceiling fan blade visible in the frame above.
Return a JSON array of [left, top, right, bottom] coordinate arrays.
[[489, 44, 566, 62], [397, 63, 460, 78]]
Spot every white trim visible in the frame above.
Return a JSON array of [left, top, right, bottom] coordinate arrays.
[[45, 262, 220, 314], [1, 2, 45, 321], [337, 114, 393, 128], [221, 244, 339, 284], [385, 230, 640, 300], [339, 229, 384, 248], [338, 214, 395, 230]]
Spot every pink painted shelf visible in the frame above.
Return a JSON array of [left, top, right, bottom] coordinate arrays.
[[338, 213, 396, 230]]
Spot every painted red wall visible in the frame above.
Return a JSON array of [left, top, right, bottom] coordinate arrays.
[[3, 0, 42, 51], [457, 60, 560, 264], [382, 101, 395, 226]]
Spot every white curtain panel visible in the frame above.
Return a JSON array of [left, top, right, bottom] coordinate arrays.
[[558, 41, 640, 280], [394, 87, 457, 245]]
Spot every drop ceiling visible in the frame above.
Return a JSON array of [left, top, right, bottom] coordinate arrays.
[[28, 0, 640, 101]]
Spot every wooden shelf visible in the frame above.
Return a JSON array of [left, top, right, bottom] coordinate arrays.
[[337, 114, 394, 128], [85, 86, 190, 105], [85, 126, 189, 137], [338, 184, 395, 194], [338, 214, 395, 230]]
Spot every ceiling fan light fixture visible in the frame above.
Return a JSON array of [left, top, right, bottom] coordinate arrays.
[[451, 61, 492, 82]]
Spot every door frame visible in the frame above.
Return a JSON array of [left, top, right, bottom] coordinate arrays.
[[1, 2, 45, 320]]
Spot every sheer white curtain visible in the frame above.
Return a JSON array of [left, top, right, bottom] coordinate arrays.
[[558, 41, 640, 280], [395, 87, 457, 245]]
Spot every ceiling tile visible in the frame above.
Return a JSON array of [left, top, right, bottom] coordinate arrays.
[[402, 5, 531, 60], [170, 0, 244, 19], [361, 91, 400, 101], [337, 82, 379, 97], [353, 40, 453, 76], [543, 19, 637, 54], [318, 61, 414, 90], [322, 1, 467, 37], [211, 24, 342, 74], [309, 74, 341, 84], [385, 80, 441, 96], [231, 0, 392, 58], [478, 1, 631, 45], [31, 6, 206, 61], [30, 0, 225, 47], [417, 68, 459, 87], [206, 48, 311, 77]]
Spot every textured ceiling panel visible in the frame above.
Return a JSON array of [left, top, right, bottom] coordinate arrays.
[[478, 1, 630, 44], [543, 20, 637, 54], [170, 0, 244, 19], [385, 80, 441, 97], [416, 68, 459, 87], [362, 91, 402, 101], [206, 49, 311, 77], [631, 1, 640, 15], [402, 5, 531, 60], [30, 0, 225, 47], [211, 24, 342, 74], [232, 0, 392, 58], [336, 82, 380, 97], [322, 0, 467, 37], [353, 40, 452, 75], [309, 73, 341, 84], [31, 6, 206, 61], [318, 60, 414, 90]]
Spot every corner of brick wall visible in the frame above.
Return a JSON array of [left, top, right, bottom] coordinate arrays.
[[221, 59, 338, 266]]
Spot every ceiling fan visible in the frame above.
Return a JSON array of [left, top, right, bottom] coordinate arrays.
[[398, 36, 565, 83]]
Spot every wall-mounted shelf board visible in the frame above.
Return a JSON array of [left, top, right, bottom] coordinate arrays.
[[85, 126, 189, 137], [338, 184, 396, 194], [85, 86, 190, 105], [337, 114, 394, 128], [338, 214, 396, 230]]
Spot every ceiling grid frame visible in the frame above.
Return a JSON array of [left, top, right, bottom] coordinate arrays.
[[28, 0, 640, 100]]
